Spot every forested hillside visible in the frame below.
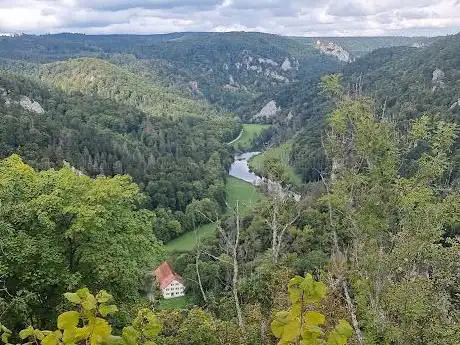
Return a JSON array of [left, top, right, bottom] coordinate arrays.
[[1, 31, 459, 345], [0, 71, 236, 233], [290, 33, 460, 184], [0, 32, 428, 117]]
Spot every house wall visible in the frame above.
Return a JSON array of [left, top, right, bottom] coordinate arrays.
[[162, 279, 185, 299]]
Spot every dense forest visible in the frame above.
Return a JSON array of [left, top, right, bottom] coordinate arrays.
[[1, 31, 459, 345]]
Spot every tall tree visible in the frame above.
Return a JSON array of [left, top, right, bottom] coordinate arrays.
[[0, 155, 164, 331]]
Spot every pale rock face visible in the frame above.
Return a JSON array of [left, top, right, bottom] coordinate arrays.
[[1, 88, 44, 113], [449, 97, 460, 110], [432, 68, 446, 92], [19, 96, 45, 114], [432, 68, 445, 83], [223, 63, 229, 70], [223, 84, 239, 92], [258, 57, 278, 66], [189, 81, 199, 92], [254, 100, 280, 120], [265, 70, 289, 82], [281, 58, 292, 71], [316, 41, 351, 62]]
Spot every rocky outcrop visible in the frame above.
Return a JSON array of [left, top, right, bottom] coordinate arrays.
[[265, 70, 288, 82], [189, 81, 199, 92], [449, 97, 460, 110], [281, 58, 292, 71], [223, 84, 239, 92], [258, 58, 278, 66], [254, 100, 280, 120], [432, 68, 445, 92], [316, 40, 351, 62], [1, 88, 45, 114], [19, 96, 45, 114]]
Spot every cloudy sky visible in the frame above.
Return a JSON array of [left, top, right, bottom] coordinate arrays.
[[1, 0, 459, 36]]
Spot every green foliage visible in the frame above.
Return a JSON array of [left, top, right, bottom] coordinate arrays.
[[326, 88, 460, 344], [36, 58, 225, 119], [320, 74, 344, 101], [165, 177, 263, 252], [232, 124, 271, 151], [1, 289, 162, 345], [249, 143, 302, 187], [0, 155, 164, 330], [0, 69, 236, 242], [271, 274, 352, 345]]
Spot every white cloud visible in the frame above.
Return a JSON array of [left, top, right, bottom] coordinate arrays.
[[0, 0, 459, 36]]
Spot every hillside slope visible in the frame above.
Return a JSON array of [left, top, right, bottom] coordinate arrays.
[[289, 32, 460, 184], [0, 57, 226, 119], [0, 71, 235, 212]]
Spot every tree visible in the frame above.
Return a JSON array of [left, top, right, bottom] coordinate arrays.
[[324, 78, 460, 343], [271, 274, 352, 345], [0, 155, 164, 331]]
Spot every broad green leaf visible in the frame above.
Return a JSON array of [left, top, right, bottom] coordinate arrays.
[[62, 328, 76, 345], [271, 311, 290, 338], [42, 333, 59, 345], [34, 330, 46, 340], [64, 293, 81, 305], [19, 326, 35, 339], [96, 290, 113, 303], [304, 311, 326, 326], [58, 311, 80, 330], [288, 276, 304, 304], [143, 323, 161, 338], [82, 294, 97, 311], [301, 324, 324, 345], [74, 327, 91, 342], [300, 274, 327, 304], [76, 288, 90, 299], [89, 318, 112, 345], [98, 304, 118, 317], [121, 326, 138, 345], [271, 310, 300, 344], [326, 320, 353, 345], [1, 332, 10, 344]]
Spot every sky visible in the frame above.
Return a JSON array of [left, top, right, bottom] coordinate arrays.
[[0, 0, 460, 36]]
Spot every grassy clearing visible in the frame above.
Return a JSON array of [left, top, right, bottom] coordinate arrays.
[[249, 143, 302, 187], [225, 176, 263, 216], [158, 296, 189, 310], [233, 124, 270, 150], [165, 223, 216, 252], [165, 177, 262, 252]]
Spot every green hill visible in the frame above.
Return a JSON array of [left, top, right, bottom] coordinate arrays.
[[0, 71, 235, 212], [36, 58, 224, 119]]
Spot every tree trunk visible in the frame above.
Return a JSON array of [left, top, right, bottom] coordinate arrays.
[[343, 280, 364, 345], [233, 201, 244, 329], [195, 250, 208, 305]]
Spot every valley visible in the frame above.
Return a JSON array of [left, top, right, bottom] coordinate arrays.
[[1, 31, 459, 345]]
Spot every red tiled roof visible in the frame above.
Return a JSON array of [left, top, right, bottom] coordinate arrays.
[[154, 262, 184, 289]]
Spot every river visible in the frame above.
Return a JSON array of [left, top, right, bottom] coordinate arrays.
[[229, 151, 301, 201], [228, 151, 262, 184]]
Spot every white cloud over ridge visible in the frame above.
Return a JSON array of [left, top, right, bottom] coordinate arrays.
[[0, 0, 459, 36]]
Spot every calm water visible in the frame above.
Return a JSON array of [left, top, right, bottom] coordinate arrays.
[[229, 152, 262, 184], [229, 151, 301, 201]]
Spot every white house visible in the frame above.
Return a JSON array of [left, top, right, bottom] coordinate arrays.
[[154, 262, 185, 299]]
